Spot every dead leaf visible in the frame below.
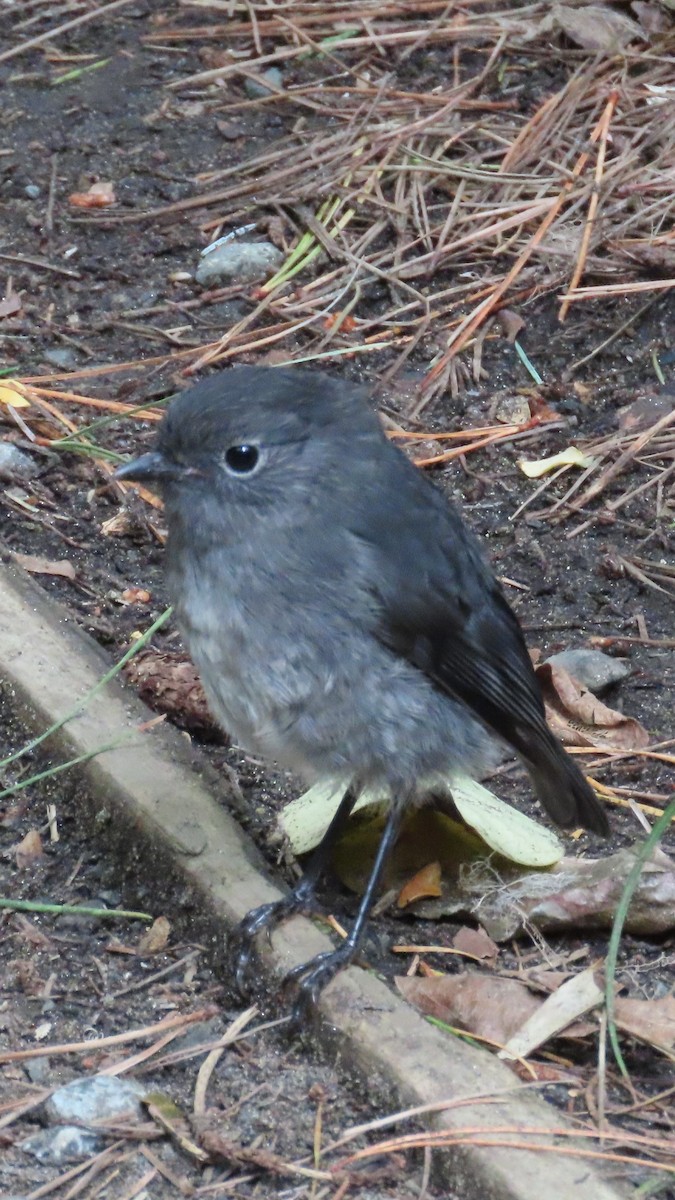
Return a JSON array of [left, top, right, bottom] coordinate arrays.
[[137, 915, 170, 954], [518, 446, 596, 477], [0, 382, 30, 408], [494, 393, 531, 425], [12, 553, 77, 582], [397, 861, 442, 907], [500, 967, 603, 1059], [495, 309, 525, 343], [535, 659, 650, 750], [397, 970, 597, 1048], [452, 925, 499, 963], [631, 0, 671, 33], [0, 294, 22, 319], [543, 4, 644, 50], [615, 993, 675, 1054], [15, 829, 44, 868], [69, 181, 116, 208]]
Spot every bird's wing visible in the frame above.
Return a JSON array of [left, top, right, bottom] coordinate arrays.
[[353, 461, 548, 754]]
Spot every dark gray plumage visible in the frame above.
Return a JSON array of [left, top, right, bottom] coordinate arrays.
[[116, 366, 608, 1002]]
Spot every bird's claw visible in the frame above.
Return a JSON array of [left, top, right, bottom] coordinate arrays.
[[284, 943, 356, 1024], [232, 899, 289, 993]]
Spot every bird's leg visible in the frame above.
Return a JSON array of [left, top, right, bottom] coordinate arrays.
[[234, 783, 359, 992], [284, 797, 406, 1019]]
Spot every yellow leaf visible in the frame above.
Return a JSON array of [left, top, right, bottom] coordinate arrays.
[[0, 382, 30, 408], [518, 447, 595, 478]]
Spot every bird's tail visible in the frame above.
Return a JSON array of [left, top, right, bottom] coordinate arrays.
[[524, 730, 609, 836]]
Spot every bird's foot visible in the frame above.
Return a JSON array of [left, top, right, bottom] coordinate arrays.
[[284, 940, 357, 1023], [233, 885, 319, 994]]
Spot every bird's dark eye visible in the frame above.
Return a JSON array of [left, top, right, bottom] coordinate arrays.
[[224, 444, 260, 474]]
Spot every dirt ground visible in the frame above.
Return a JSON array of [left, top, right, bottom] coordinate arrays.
[[0, 2, 674, 1197]]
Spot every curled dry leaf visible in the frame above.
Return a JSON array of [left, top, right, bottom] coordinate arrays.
[[535, 659, 650, 750], [518, 446, 595, 477], [397, 861, 442, 908], [15, 828, 44, 869]]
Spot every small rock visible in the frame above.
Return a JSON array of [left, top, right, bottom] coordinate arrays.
[[22, 1126, 104, 1164], [24, 1055, 50, 1084], [244, 67, 283, 98], [45, 1075, 145, 1126], [25, 184, 41, 199], [195, 240, 283, 287], [0, 442, 39, 482], [169, 1016, 224, 1052], [42, 347, 79, 368], [544, 648, 630, 694], [216, 120, 243, 140]]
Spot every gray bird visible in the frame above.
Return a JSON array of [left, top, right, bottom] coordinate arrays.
[[116, 366, 609, 1003]]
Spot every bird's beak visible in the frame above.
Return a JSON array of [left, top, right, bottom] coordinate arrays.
[[115, 451, 184, 483]]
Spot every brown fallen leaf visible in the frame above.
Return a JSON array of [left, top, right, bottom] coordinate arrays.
[[452, 925, 499, 964], [535, 659, 650, 751], [539, 4, 644, 50], [615, 994, 675, 1055], [137, 915, 170, 954], [500, 967, 603, 1059], [12, 552, 77, 582], [0, 293, 22, 319], [396, 971, 594, 1047], [397, 861, 442, 908], [494, 308, 525, 343], [15, 828, 44, 869]]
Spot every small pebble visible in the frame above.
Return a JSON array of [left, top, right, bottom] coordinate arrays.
[[244, 67, 283, 98], [195, 240, 283, 287], [45, 1075, 145, 1126], [24, 1055, 50, 1084], [0, 442, 38, 482], [22, 1126, 104, 1164], [42, 347, 78, 368], [24, 184, 41, 199], [544, 647, 630, 694]]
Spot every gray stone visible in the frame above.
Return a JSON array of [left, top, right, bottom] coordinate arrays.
[[195, 240, 283, 287], [0, 442, 38, 482], [24, 184, 41, 199], [42, 348, 78, 368], [22, 1126, 104, 1164], [544, 647, 630, 694], [24, 1055, 50, 1084], [244, 67, 283, 98], [45, 1075, 145, 1126]]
